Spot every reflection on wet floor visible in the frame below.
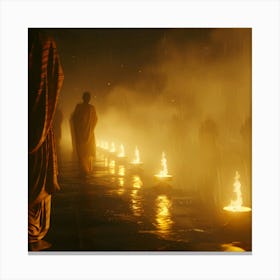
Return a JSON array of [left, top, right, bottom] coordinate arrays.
[[155, 195, 173, 238], [47, 150, 252, 252], [118, 165, 125, 176], [221, 243, 245, 252], [130, 175, 143, 217], [108, 159, 115, 174]]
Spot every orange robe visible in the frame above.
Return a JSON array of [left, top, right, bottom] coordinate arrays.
[[28, 31, 64, 243], [71, 103, 97, 174]]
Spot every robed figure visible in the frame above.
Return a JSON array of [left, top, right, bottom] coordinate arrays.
[[198, 118, 221, 212], [71, 92, 98, 174], [28, 30, 64, 249]]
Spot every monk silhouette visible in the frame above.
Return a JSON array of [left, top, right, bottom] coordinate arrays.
[[71, 92, 98, 174]]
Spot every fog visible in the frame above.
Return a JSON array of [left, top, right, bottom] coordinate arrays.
[[50, 28, 251, 209]]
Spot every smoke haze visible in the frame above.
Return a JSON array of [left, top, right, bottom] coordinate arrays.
[[48, 28, 251, 208]]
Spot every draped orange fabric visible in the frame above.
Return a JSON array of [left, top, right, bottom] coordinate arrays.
[[28, 31, 64, 243]]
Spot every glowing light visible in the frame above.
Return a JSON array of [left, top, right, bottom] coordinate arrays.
[[130, 175, 143, 217], [154, 152, 173, 181], [118, 177, 124, 187], [104, 141, 109, 150], [118, 165, 125, 177], [117, 177, 125, 195], [221, 243, 245, 252], [155, 195, 173, 237], [132, 175, 142, 189], [117, 144, 126, 157], [108, 159, 115, 175], [109, 142, 116, 153], [130, 146, 143, 165], [223, 171, 251, 213]]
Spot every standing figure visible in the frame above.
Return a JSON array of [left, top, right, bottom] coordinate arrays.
[[71, 92, 98, 174], [28, 30, 64, 250], [198, 118, 221, 212]]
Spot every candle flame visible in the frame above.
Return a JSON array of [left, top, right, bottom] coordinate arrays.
[[159, 152, 168, 177], [104, 141, 109, 150], [109, 142, 116, 153], [154, 152, 172, 180], [118, 144, 125, 157], [223, 171, 251, 212], [131, 146, 141, 164]]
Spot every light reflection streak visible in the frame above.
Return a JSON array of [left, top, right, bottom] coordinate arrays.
[[117, 177, 125, 195], [109, 159, 115, 174], [130, 175, 143, 217], [118, 165, 125, 176], [155, 195, 173, 238]]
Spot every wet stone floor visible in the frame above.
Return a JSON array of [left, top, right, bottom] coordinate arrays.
[[44, 150, 252, 252]]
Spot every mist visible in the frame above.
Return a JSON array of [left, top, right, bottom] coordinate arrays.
[[51, 28, 251, 209]]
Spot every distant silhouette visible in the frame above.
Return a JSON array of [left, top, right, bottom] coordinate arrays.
[[240, 116, 252, 206], [71, 92, 98, 174], [198, 118, 221, 212], [28, 30, 64, 250]]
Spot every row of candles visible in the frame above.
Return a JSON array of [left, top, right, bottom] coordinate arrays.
[[96, 140, 172, 181], [96, 140, 251, 213]]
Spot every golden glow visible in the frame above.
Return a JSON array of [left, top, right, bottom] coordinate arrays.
[[221, 243, 245, 252], [131, 146, 142, 164], [108, 159, 116, 174], [104, 141, 109, 150], [132, 175, 142, 189], [109, 142, 116, 153], [118, 177, 125, 187], [131, 189, 142, 216], [118, 165, 126, 177], [154, 152, 172, 180], [223, 171, 251, 213], [130, 176, 143, 217], [117, 177, 125, 195], [117, 144, 126, 157], [96, 139, 100, 147], [155, 195, 173, 236]]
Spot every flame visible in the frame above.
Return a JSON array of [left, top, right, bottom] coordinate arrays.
[[130, 146, 143, 166], [118, 144, 125, 157], [132, 146, 141, 163], [154, 152, 172, 180], [159, 152, 168, 177], [223, 171, 251, 212], [109, 142, 116, 153], [104, 141, 109, 150]]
